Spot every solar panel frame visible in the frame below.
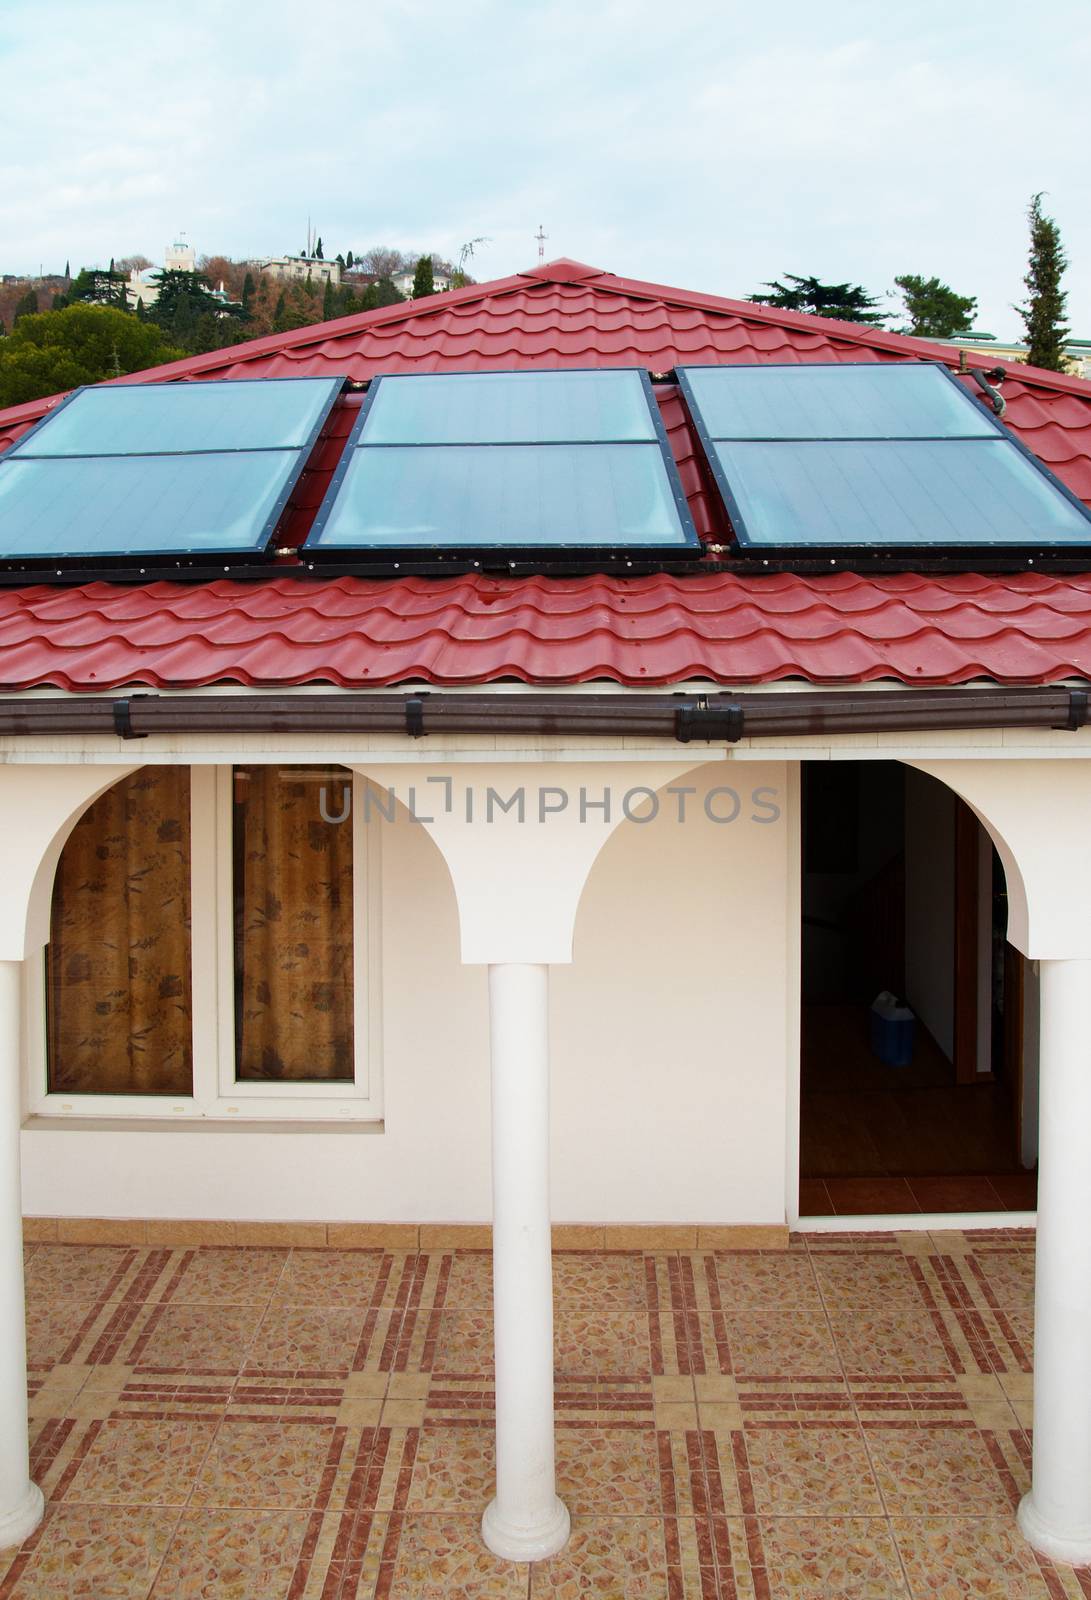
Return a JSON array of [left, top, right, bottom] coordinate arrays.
[[677, 360, 1091, 554], [0, 376, 345, 570], [303, 366, 702, 564]]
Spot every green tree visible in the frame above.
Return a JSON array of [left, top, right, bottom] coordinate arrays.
[[272, 291, 287, 331], [337, 283, 358, 316], [893, 274, 977, 338], [0, 305, 184, 407], [241, 272, 256, 318], [750, 273, 885, 325], [314, 236, 323, 260], [13, 290, 38, 325], [411, 255, 434, 299], [66, 265, 129, 310], [150, 268, 242, 352], [374, 276, 404, 308], [335, 253, 346, 271], [1019, 192, 1069, 372], [322, 278, 336, 320], [345, 249, 355, 269], [63, 259, 70, 279]]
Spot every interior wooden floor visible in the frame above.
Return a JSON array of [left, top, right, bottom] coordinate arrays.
[[799, 1004, 1037, 1216]]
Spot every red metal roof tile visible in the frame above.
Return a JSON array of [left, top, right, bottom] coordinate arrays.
[[3, 260, 1091, 692]]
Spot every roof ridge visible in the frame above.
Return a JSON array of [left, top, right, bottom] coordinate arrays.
[[2, 258, 1090, 440]]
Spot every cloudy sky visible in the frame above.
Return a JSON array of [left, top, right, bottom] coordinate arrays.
[[1, 0, 1087, 339]]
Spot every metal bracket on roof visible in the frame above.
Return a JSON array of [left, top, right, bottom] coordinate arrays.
[[675, 697, 744, 743], [404, 695, 428, 738], [1056, 688, 1089, 732], [112, 697, 149, 740]]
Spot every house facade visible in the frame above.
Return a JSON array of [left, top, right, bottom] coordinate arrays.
[[1, 259, 1091, 1561]]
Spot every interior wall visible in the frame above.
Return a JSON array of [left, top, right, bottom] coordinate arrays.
[[20, 760, 793, 1227], [903, 768, 956, 1061]]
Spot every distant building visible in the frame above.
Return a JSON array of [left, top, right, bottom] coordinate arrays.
[[126, 239, 200, 310], [940, 331, 1091, 381], [253, 256, 341, 287], [392, 265, 452, 296]]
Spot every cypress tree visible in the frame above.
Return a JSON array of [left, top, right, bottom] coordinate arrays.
[[1019, 192, 1070, 371], [322, 278, 336, 320], [411, 255, 434, 299], [345, 250, 354, 270], [315, 237, 323, 260]]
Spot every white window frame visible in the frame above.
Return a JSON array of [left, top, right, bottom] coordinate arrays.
[[25, 762, 383, 1124]]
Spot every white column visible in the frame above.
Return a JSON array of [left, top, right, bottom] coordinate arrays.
[[1018, 956, 1091, 1565], [0, 960, 43, 1549], [481, 963, 570, 1562]]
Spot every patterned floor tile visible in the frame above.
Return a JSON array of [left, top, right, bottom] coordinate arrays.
[[246, 1306, 398, 1378], [404, 1425, 495, 1512], [811, 1249, 930, 1309], [147, 1507, 311, 1598], [556, 1425, 664, 1514], [0, 1503, 180, 1598], [273, 1250, 394, 1308], [826, 1303, 958, 1379], [425, 1311, 495, 1378], [756, 1515, 911, 1599], [692, 1309, 842, 1380], [706, 1250, 823, 1312], [554, 1306, 653, 1378], [440, 1253, 493, 1311], [24, 1301, 100, 1370], [867, 1424, 1022, 1516], [891, 1516, 1058, 1599], [129, 1303, 264, 1373], [739, 1424, 883, 1515], [528, 1515, 682, 1599], [61, 1417, 218, 1507], [23, 1246, 136, 1304], [373, 1512, 528, 1598], [162, 1248, 288, 1307], [190, 1418, 345, 1509], [553, 1252, 651, 1308]]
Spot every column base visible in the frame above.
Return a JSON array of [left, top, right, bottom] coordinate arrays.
[[0, 1482, 44, 1551], [481, 1495, 570, 1562], [1018, 1494, 1091, 1567]]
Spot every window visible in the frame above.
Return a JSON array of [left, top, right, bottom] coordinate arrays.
[[30, 764, 381, 1122]]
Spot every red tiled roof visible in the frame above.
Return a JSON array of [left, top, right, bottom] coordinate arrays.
[[2, 258, 1091, 692], [3, 571, 1091, 691]]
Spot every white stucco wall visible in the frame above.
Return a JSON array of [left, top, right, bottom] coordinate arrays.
[[19, 760, 792, 1227]]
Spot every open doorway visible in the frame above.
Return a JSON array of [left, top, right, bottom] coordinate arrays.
[[799, 761, 1038, 1216]]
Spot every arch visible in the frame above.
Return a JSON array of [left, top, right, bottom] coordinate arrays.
[[905, 759, 1091, 959], [349, 758, 723, 964], [0, 764, 140, 962]]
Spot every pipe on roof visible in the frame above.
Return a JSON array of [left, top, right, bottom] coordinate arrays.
[[0, 686, 1085, 742]]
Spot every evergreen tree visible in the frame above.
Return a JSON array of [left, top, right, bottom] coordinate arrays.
[[337, 283, 357, 316], [272, 291, 287, 331], [63, 259, 70, 280], [335, 253, 346, 271], [345, 250, 354, 270], [411, 255, 434, 299], [51, 293, 66, 311], [67, 266, 129, 310], [750, 273, 885, 325], [241, 272, 256, 317], [374, 276, 404, 308], [315, 237, 323, 260], [893, 274, 977, 338], [322, 278, 336, 320], [13, 290, 38, 325], [149, 268, 240, 351], [1018, 192, 1070, 372]]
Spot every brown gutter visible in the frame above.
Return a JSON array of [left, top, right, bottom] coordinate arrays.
[[0, 687, 1085, 742]]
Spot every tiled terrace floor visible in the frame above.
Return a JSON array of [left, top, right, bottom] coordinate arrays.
[[6, 1228, 1087, 1598]]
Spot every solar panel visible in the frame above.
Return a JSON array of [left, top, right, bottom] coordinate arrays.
[[0, 377, 342, 565], [678, 361, 1091, 551], [305, 368, 699, 560]]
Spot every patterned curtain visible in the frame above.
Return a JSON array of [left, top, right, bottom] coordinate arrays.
[[233, 766, 354, 1082], [47, 767, 193, 1096]]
